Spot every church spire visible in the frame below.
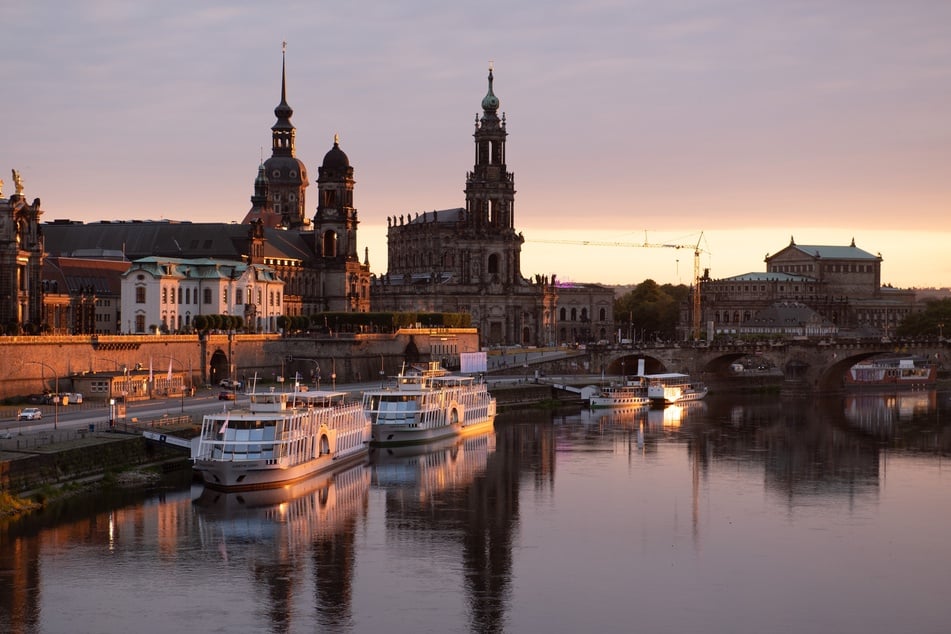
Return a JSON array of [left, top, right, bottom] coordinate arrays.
[[259, 42, 308, 228], [271, 42, 295, 157]]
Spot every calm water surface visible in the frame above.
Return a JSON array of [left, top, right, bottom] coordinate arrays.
[[2, 391, 950, 634]]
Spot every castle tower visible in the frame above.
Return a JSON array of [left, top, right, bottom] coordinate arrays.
[[262, 46, 309, 229], [241, 162, 280, 227], [313, 135, 359, 261]]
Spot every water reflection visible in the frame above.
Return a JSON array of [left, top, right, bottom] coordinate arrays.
[[2, 395, 949, 634], [369, 428, 510, 633], [193, 464, 370, 632]]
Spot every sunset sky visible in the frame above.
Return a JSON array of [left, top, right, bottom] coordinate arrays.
[[3, 1, 949, 288]]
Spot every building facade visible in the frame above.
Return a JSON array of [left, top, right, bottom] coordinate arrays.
[[371, 68, 614, 346], [120, 257, 284, 334], [0, 170, 44, 334], [700, 237, 917, 339], [42, 256, 130, 334]]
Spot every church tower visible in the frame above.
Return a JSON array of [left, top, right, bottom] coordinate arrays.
[[262, 46, 309, 229], [463, 65, 523, 285], [312, 135, 371, 312]]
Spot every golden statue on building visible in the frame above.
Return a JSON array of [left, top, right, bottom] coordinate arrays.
[[11, 169, 24, 196]]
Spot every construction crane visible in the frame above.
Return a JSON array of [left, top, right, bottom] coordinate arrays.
[[528, 232, 707, 340]]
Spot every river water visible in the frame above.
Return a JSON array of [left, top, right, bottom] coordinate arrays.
[[2, 390, 950, 634]]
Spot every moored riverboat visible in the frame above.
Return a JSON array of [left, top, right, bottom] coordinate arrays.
[[362, 361, 497, 446], [645, 373, 708, 407], [193, 385, 371, 491], [844, 356, 937, 389], [589, 378, 650, 410]]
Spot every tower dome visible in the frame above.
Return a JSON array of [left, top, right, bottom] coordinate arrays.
[[322, 134, 350, 171], [481, 67, 500, 112]]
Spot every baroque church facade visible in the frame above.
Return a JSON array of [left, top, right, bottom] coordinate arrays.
[[371, 68, 615, 346], [38, 52, 372, 333]]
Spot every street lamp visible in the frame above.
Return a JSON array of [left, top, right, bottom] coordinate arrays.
[[27, 361, 59, 430]]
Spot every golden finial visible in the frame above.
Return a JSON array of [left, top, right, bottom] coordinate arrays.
[[488, 59, 494, 72], [334, 133, 339, 145]]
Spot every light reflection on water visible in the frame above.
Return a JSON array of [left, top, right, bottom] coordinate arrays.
[[2, 391, 951, 634]]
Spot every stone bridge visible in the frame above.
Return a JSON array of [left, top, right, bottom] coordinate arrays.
[[588, 340, 949, 391]]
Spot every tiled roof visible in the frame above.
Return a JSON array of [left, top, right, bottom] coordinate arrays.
[[789, 244, 879, 260], [42, 220, 315, 263], [716, 272, 815, 282]]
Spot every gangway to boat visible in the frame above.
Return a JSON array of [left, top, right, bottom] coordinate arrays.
[[550, 383, 601, 402], [142, 430, 194, 452]]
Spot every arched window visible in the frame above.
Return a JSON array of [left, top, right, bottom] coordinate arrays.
[[571, 308, 577, 321], [322, 230, 337, 257], [599, 308, 606, 321], [559, 307, 566, 321], [487, 253, 500, 276]]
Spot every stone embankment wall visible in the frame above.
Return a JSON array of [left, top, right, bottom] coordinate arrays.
[[0, 434, 186, 494], [0, 329, 481, 401]]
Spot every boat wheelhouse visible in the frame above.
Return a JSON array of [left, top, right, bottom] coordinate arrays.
[[193, 387, 371, 490], [362, 361, 497, 446]]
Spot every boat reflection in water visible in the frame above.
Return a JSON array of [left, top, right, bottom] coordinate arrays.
[[585, 399, 707, 430], [647, 400, 707, 428], [193, 463, 370, 631], [582, 399, 708, 456], [844, 390, 938, 439], [369, 428, 496, 494]]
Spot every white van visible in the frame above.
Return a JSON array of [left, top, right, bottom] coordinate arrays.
[[67, 393, 83, 404]]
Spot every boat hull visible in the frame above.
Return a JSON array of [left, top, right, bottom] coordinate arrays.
[[589, 396, 650, 409], [371, 416, 495, 447], [195, 449, 366, 491]]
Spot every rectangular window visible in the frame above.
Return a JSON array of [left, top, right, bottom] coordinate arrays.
[[236, 289, 243, 305], [135, 287, 146, 304]]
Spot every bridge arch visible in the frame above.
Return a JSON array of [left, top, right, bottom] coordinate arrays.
[[593, 341, 947, 392]]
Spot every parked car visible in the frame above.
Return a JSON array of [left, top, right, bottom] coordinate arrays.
[[18, 407, 43, 421], [219, 379, 243, 390], [218, 391, 236, 401]]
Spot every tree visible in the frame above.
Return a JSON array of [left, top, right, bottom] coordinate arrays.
[[897, 298, 951, 338], [615, 279, 690, 342], [192, 314, 208, 332]]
